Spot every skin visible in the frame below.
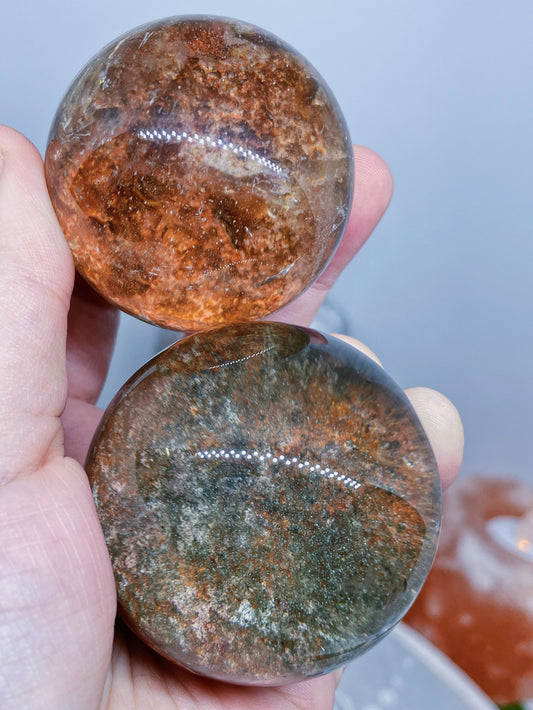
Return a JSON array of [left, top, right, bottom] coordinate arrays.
[[0, 125, 463, 710]]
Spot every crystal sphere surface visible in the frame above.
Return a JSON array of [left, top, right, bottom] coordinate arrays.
[[87, 322, 440, 685], [45, 16, 353, 330]]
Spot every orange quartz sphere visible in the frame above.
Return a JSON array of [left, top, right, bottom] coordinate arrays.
[[45, 16, 353, 331]]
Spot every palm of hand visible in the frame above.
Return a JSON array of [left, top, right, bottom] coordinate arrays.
[[0, 127, 461, 710]]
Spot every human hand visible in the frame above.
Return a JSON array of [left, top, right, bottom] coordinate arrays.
[[0, 125, 463, 710]]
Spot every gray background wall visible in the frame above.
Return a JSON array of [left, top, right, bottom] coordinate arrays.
[[2, 0, 532, 482]]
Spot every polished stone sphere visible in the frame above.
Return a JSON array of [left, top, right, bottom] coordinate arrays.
[[45, 16, 353, 330], [87, 322, 440, 685]]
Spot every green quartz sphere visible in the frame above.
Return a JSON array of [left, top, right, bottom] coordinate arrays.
[[87, 322, 440, 685]]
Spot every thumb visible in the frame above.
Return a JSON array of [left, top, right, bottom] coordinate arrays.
[[0, 126, 116, 710], [0, 125, 74, 483]]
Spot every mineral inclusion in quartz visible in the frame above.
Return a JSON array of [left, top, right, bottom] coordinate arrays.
[[45, 16, 353, 330], [87, 322, 441, 685]]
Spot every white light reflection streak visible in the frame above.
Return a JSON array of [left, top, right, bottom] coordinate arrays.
[[206, 346, 276, 371], [137, 128, 284, 175], [194, 448, 361, 490]]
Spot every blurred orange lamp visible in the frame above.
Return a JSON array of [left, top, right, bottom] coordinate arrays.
[[406, 475, 533, 705]]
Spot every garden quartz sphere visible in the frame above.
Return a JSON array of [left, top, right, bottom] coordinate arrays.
[[87, 322, 441, 685], [45, 16, 353, 331]]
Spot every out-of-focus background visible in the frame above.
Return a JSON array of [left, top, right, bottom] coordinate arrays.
[[2, 0, 531, 481]]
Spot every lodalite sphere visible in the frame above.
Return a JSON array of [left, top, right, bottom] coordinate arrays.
[[45, 16, 353, 330], [87, 322, 441, 685]]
